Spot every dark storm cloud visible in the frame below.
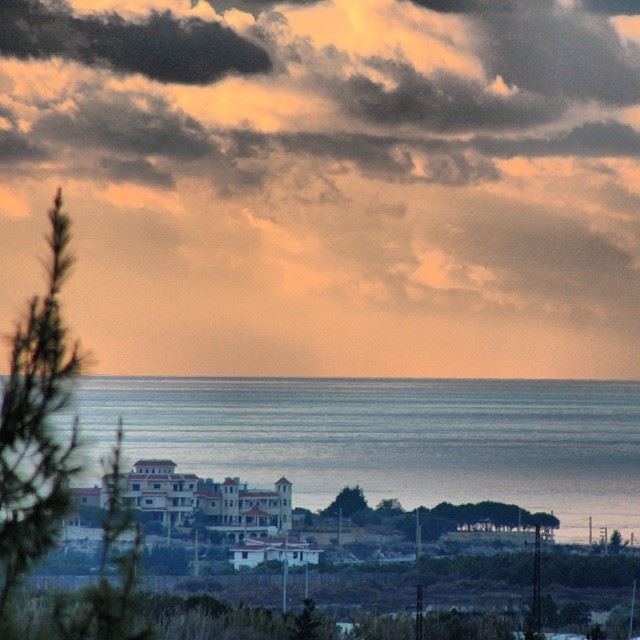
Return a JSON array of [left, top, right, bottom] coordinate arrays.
[[230, 129, 499, 185], [0, 0, 271, 84], [29, 91, 272, 194], [473, 120, 640, 158], [0, 130, 48, 164], [402, 0, 482, 12], [335, 60, 564, 132], [98, 157, 175, 188], [34, 93, 215, 159], [201, 0, 319, 16], [408, 0, 640, 105], [582, 0, 640, 15]]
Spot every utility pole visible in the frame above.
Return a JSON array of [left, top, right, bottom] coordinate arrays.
[[167, 516, 172, 546], [589, 516, 592, 545], [416, 507, 424, 640], [305, 561, 309, 599], [601, 527, 608, 554], [338, 508, 342, 546], [531, 524, 542, 639], [629, 579, 637, 640], [282, 537, 289, 614], [194, 529, 200, 577], [416, 583, 424, 640]]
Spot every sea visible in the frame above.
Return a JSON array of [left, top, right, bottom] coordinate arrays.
[[53, 377, 640, 545]]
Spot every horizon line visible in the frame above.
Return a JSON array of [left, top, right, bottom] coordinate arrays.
[[26, 373, 640, 383]]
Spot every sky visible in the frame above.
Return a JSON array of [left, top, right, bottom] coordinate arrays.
[[2, 0, 640, 378]]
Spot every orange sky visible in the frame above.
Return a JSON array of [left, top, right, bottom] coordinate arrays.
[[2, 0, 640, 378]]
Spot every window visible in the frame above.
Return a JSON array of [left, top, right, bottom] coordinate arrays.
[[242, 552, 248, 559], [188, 484, 193, 489], [145, 499, 153, 505], [283, 499, 287, 506], [153, 483, 161, 489], [81, 497, 87, 504], [173, 484, 178, 491], [132, 483, 140, 491], [293, 552, 298, 559]]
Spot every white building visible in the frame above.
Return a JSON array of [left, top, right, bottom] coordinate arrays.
[[231, 537, 321, 570]]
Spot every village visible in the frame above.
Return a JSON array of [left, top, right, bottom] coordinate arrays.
[[65, 458, 564, 575]]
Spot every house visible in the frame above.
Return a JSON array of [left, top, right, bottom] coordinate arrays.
[[92, 459, 292, 541], [71, 487, 101, 508], [101, 459, 199, 526], [195, 475, 293, 542], [231, 537, 321, 570]]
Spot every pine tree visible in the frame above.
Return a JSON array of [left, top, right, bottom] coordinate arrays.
[[0, 189, 82, 615], [53, 422, 151, 640], [289, 598, 322, 640]]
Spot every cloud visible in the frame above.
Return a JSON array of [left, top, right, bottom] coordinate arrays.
[[34, 92, 215, 159], [201, 0, 320, 16], [0, 0, 271, 84], [402, 0, 480, 13], [582, 0, 640, 15], [473, 120, 640, 158], [98, 157, 175, 188], [0, 129, 49, 164], [334, 59, 564, 131], [409, 0, 640, 105], [229, 128, 498, 185]]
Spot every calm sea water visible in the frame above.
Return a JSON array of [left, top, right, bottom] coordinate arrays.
[[54, 377, 640, 544]]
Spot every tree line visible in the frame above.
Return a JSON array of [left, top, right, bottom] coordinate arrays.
[[318, 485, 559, 541]]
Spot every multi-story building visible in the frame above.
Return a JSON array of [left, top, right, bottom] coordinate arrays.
[[195, 475, 292, 542], [95, 459, 293, 542], [100, 459, 199, 526]]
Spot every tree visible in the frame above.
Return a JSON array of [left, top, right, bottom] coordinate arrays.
[[289, 598, 322, 640], [321, 486, 368, 518], [375, 498, 404, 515], [0, 189, 82, 615], [53, 424, 151, 640], [609, 529, 624, 554], [0, 190, 150, 640], [558, 601, 590, 627], [586, 623, 607, 639], [540, 594, 558, 629]]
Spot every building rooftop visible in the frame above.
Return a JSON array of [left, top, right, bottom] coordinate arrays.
[[232, 537, 319, 552], [133, 459, 177, 467], [240, 491, 279, 498], [275, 477, 292, 485]]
